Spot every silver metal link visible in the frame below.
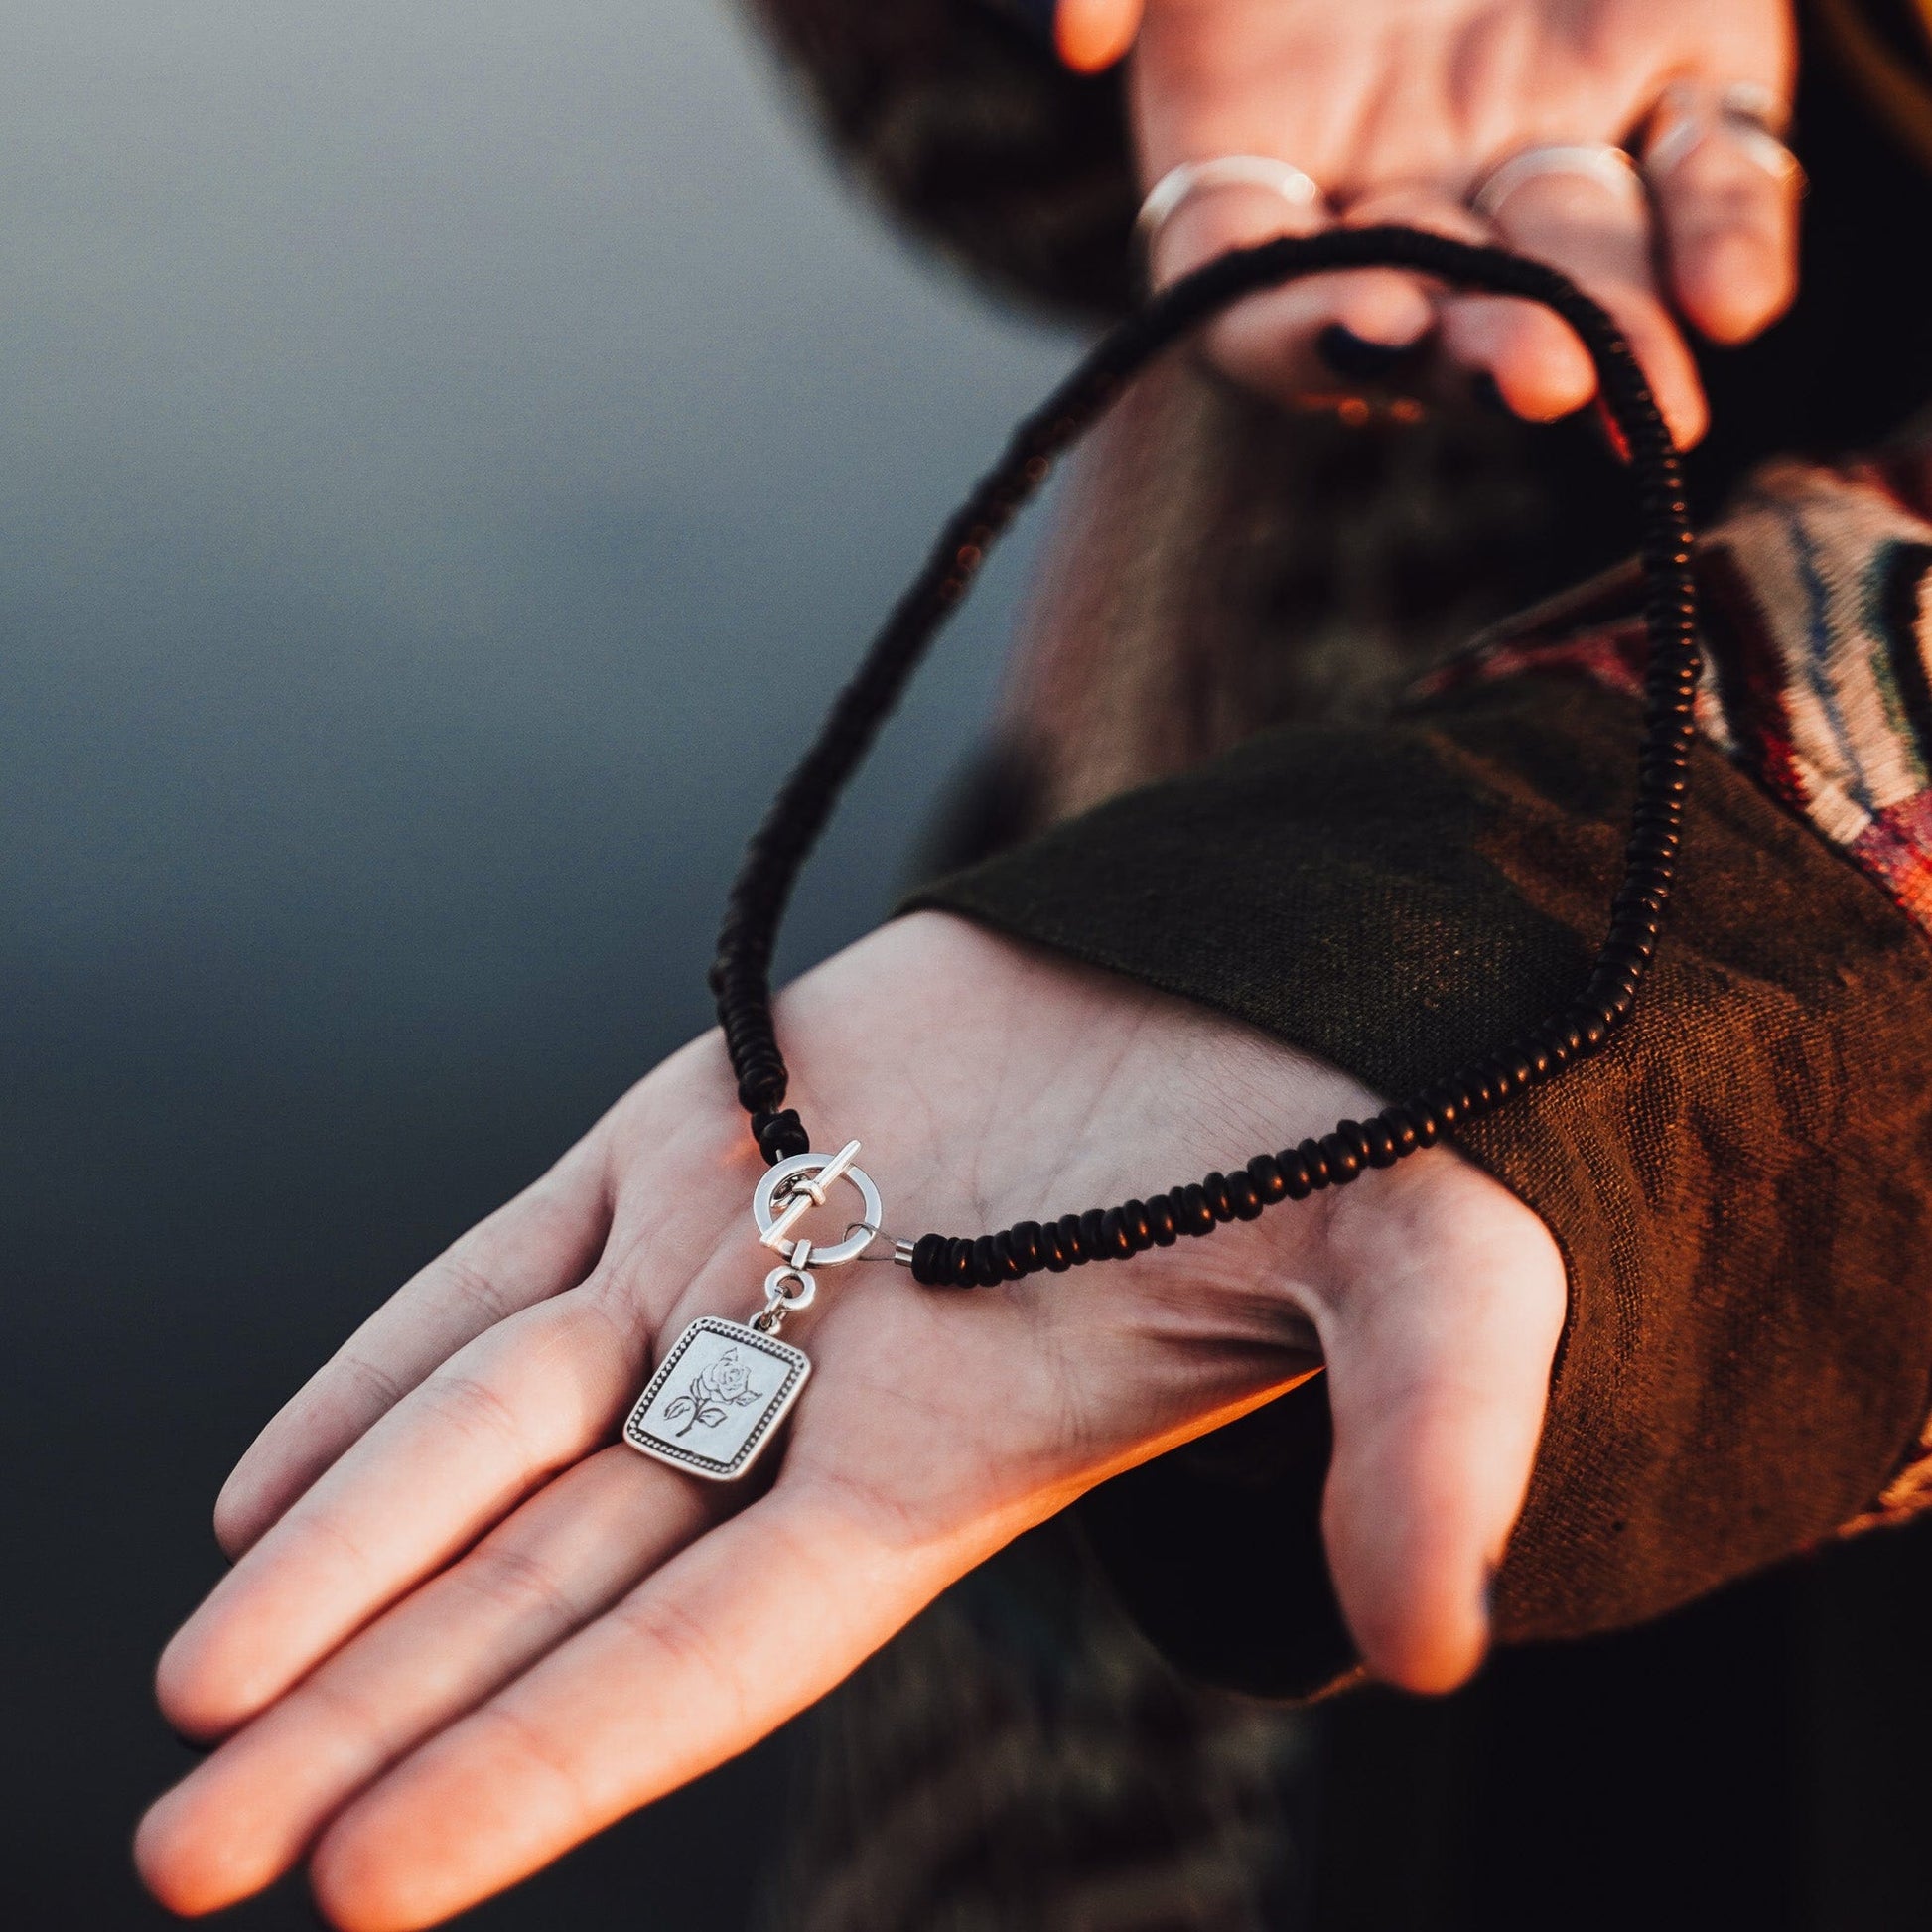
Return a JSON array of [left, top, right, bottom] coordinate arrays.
[[752, 1262, 817, 1334]]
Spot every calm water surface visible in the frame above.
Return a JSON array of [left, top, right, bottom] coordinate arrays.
[[0, 6, 1073, 1923]]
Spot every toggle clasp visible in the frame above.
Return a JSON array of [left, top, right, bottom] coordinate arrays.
[[753, 1141, 883, 1270]]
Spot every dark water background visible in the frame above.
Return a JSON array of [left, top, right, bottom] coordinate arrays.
[[0, 5, 1071, 1923]]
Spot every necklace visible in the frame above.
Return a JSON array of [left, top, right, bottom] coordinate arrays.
[[623, 226, 1697, 1480]]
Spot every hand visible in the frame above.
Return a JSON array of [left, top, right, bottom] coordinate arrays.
[[1132, 0, 1800, 446], [136, 911, 1564, 1929]]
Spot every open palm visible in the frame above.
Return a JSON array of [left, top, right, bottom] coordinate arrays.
[[136, 910, 1564, 1929]]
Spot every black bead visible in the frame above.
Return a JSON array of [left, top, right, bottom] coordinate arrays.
[[1247, 1154, 1286, 1203], [710, 234, 1699, 1301], [1012, 1220, 1043, 1271], [1319, 1132, 1363, 1182], [752, 1107, 810, 1165]]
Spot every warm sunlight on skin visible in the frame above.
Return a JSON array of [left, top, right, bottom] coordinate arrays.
[[135, 913, 1565, 1929], [1130, 0, 1800, 446], [1058, 0, 1146, 73]]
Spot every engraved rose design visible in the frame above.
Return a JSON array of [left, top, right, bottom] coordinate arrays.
[[662, 1346, 763, 1439]]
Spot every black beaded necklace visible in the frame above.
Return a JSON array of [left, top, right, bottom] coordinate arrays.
[[620, 227, 1696, 1482]]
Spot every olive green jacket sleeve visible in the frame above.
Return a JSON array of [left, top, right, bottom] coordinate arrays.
[[907, 673, 1932, 1695]]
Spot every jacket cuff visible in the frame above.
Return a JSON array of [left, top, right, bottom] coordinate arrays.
[[905, 674, 1932, 1688]]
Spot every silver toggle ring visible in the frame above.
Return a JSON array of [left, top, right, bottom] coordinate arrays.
[[754, 1142, 884, 1269], [1135, 155, 1327, 256], [1643, 83, 1805, 193], [1470, 143, 1646, 223]]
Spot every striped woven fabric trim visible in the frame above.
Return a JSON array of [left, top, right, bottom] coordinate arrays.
[[1418, 456, 1932, 940]]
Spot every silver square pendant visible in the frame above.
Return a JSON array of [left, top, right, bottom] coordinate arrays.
[[622, 1316, 810, 1480]]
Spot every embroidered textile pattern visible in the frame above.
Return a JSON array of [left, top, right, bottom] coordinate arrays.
[[1425, 458, 1932, 943]]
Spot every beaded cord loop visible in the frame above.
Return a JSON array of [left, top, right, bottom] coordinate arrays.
[[708, 227, 1698, 1287]]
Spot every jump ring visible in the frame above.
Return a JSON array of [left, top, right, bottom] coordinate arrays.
[[763, 1264, 817, 1313]]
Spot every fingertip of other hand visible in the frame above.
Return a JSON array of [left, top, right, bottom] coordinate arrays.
[[1054, 0, 1143, 73]]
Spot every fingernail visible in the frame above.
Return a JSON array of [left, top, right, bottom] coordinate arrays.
[[1317, 323, 1407, 381], [1470, 370, 1514, 419]]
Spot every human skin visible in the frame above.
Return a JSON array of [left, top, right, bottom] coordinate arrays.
[[136, 911, 1565, 1928], [1129, 0, 1800, 445]]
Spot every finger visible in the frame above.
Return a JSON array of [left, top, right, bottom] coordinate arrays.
[[1150, 184, 1435, 403], [159, 1281, 661, 1741], [1055, 0, 1144, 75], [307, 1484, 959, 1932], [214, 1132, 614, 1558], [1310, 1151, 1566, 1693], [1324, 185, 1517, 400], [1443, 168, 1708, 447], [1649, 115, 1801, 345], [138, 1448, 721, 1917]]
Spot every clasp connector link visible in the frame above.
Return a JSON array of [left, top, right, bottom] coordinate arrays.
[[752, 1262, 817, 1335]]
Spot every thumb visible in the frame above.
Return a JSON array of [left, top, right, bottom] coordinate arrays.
[[1311, 1152, 1567, 1692]]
